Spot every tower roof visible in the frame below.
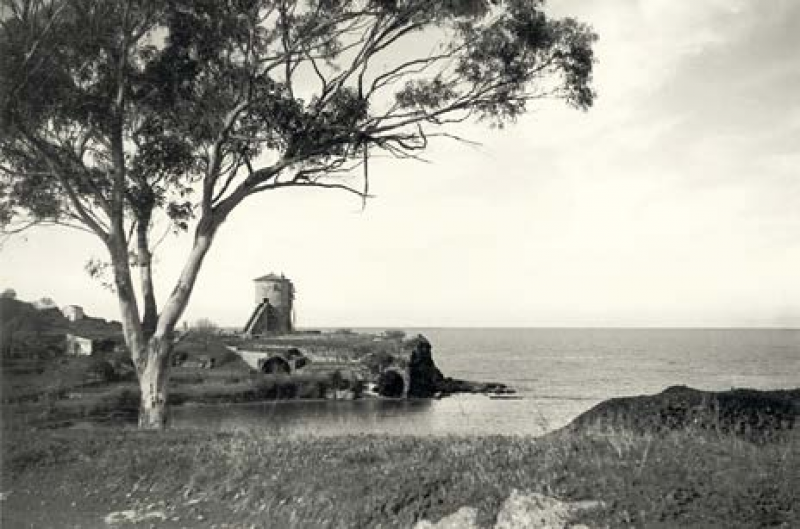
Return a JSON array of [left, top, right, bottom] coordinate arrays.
[[253, 273, 288, 282]]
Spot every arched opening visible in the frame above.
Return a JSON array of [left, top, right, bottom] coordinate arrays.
[[261, 356, 291, 375], [377, 370, 406, 398]]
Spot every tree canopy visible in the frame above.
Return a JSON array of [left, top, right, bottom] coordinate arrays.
[[1, 0, 595, 236]]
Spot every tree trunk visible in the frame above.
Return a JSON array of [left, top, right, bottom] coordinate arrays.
[[136, 219, 219, 429], [106, 210, 220, 429], [153, 220, 218, 337], [138, 336, 173, 429], [107, 235, 146, 367], [136, 209, 158, 337]]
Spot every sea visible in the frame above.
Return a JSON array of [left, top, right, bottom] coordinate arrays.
[[171, 328, 800, 437]]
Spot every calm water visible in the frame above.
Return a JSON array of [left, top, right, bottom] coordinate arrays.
[[171, 328, 800, 436]]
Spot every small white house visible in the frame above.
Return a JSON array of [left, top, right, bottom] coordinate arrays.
[[61, 305, 85, 322], [65, 334, 94, 356], [64, 333, 121, 356]]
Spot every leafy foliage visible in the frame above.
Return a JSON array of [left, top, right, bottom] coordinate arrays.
[[1, 0, 596, 235]]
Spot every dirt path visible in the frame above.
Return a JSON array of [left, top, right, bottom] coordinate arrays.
[[3, 477, 238, 528]]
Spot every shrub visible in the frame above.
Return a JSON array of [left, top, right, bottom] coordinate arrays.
[[86, 359, 116, 383], [351, 379, 365, 399], [329, 370, 347, 390], [363, 351, 396, 375]]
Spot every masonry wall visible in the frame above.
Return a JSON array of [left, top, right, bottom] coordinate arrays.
[[253, 279, 293, 334]]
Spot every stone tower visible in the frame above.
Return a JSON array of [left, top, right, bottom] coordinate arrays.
[[243, 273, 294, 335]]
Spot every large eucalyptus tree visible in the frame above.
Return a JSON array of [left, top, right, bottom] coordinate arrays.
[[0, 0, 596, 428]]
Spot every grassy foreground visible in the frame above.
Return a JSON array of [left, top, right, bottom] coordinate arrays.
[[2, 426, 798, 528]]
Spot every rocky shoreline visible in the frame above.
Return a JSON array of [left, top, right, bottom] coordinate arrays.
[[229, 332, 515, 400], [565, 385, 800, 442]]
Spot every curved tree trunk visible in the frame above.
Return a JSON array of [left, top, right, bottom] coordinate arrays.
[[138, 336, 173, 429], [109, 204, 221, 429], [136, 220, 219, 429], [136, 209, 158, 337]]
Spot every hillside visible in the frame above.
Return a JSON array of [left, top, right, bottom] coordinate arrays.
[[0, 297, 122, 357], [1, 297, 71, 356]]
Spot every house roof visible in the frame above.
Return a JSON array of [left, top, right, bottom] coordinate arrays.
[[66, 331, 124, 341], [253, 273, 288, 282]]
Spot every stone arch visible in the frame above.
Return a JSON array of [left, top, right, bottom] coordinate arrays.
[[377, 367, 409, 398], [261, 356, 291, 375], [286, 347, 303, 358]]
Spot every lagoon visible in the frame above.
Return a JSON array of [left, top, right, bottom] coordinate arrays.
[[171, 328, 800, 436]]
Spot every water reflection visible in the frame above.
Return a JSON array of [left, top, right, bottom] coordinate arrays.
[[172, 398, 435, 436], [169, 394, 590, 437]]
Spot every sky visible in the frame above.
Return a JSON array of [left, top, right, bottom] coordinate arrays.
[[2, 0, 799, 328]]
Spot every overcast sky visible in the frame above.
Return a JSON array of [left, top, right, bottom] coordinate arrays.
[[2, 0, 799, 328]]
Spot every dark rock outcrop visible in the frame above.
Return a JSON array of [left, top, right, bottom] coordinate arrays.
[[568, 385, 800, 442], [406, 335, 444, 397], [404, 335, 514, 397]]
